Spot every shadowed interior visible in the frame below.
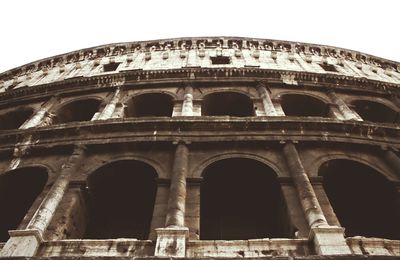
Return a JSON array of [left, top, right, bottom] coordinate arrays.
[[200, 158, 290, 240], [202, 92, 254, 117], [0, 108, 33, 130], [84, 160, 157, 239], [0, 167, 48, 242], [281, 94, 330, 117], [352, 100, 398, 123], [320, 159, 400, 239], [125, 93, 173, 117], [54, 99, 101, 124]]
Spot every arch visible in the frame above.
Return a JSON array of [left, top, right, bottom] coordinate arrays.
[[201, 89, 254, 99], [194, 152, 282, 178], [84, 155, 165, 180], [200, 158, 290, 240], [319, 159, 400, 239], [121, 90, 178, 104], [202, 91, 254, 116], [0, 107, 34, 130], [53, 98, 102, 124], [84, 160, 158, 239], [280, 93, 330, 117], [276, 91, 331, 104], [0, 166, 48, 242], [351, 99, 398, 123], [125, 93, 173, 117], [311, 153, 397, 181]]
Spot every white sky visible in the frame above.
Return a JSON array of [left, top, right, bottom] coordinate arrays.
[[0, 0, 399, 73]]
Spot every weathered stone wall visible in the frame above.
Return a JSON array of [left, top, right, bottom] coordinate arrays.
[[0, 37, 400, 259]]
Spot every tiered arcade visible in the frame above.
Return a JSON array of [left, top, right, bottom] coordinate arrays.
[[0, 37, 400, 259]]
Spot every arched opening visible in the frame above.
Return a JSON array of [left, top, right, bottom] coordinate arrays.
[[54, 99, 101, 124], [0, 167, 48, 242], [125, 93, 173, 117], [319, 159, 400, 239], [281, 94, 330, 117], [200, 158, 289, 240], [202, 92, 254, 117], [84, 160, 157, 239], [0, 108, 33, 130], [352, 100, 398, 123]]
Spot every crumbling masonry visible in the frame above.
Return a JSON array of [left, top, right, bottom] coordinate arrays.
[[0, 37, 400, 259]]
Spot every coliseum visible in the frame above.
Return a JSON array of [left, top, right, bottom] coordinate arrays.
[[0, 36, 400, 259]]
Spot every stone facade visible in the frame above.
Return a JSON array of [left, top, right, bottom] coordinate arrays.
[[0, 37, 399, 259]]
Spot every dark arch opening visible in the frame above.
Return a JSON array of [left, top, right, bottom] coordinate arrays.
[[200, 158, 290, 240], [0, 167, 48, 242], [0, 108, 34, 130], [54, 99, 101, 124], [202, 92, 254, 117], [319, 159, 400, 239], [281, 94, 330, 117], [352, 100, 398, 123], [84, 160, 157, 239], [125, 93, 173, 117]]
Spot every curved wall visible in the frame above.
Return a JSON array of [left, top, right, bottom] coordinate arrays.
[[0, 37, 400, 259]]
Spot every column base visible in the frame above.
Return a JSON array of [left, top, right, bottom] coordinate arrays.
[[309, 225, 352, 255], [155, 227, 189, 257], [0, 229, 43, 257]]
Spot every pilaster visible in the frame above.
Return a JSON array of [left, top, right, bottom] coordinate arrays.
[[282, 141, 351, 255], [155, 141, 190, 257], [327, 90, 362, 121], [257, 82, 277, 116]]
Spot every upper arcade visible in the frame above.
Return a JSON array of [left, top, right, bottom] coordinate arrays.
[[0, 37, 400, 92]]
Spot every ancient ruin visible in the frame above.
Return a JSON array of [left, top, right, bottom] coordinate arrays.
[[0, 37, 399, 259]]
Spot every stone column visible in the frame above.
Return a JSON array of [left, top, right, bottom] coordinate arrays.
[[327, 90, 362, 121], [155, 142, 189, 257], [283, 141, 351, 255], [181, 85, 194, 116], [272, 97, 286, 116], [97, 87, 121, 120], [283, 142, 327, 228], [112, 102, 126, 119], [10, 97, 58, 170], [165, 142, 189, 227], [257, 83, 278, 116], [383, 148, 400, 177], [0, 145, 86, 257], [19, 97, 58, 129]]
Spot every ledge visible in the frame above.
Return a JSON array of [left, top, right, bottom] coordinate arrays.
[[38, 239, 154, 258], [0, 67, 398, 106], [0, 117, 398, 151]]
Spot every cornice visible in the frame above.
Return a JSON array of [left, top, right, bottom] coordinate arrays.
[[0, 68, 397, 105], [1, 37, 399, 94], [1, 117, 399, 152]]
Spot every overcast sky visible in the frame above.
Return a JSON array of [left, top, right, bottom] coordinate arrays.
[[0, 0, 399, 73]]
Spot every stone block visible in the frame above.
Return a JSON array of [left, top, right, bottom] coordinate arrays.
[[310, 225, 352, 255], [0, 229, 42, 257], [154, 227, 189, 257]]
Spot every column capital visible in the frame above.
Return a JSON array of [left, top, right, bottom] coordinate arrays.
[[256, 81, 272, 93], [381, 145, 399, 152], [255, 80, 266, 88], [73, 143, 88, 152], [172, 140, 191, 145], [326, 88, 336, 95], [279, 139, 298, 145], [184, 82, 194, 89]]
